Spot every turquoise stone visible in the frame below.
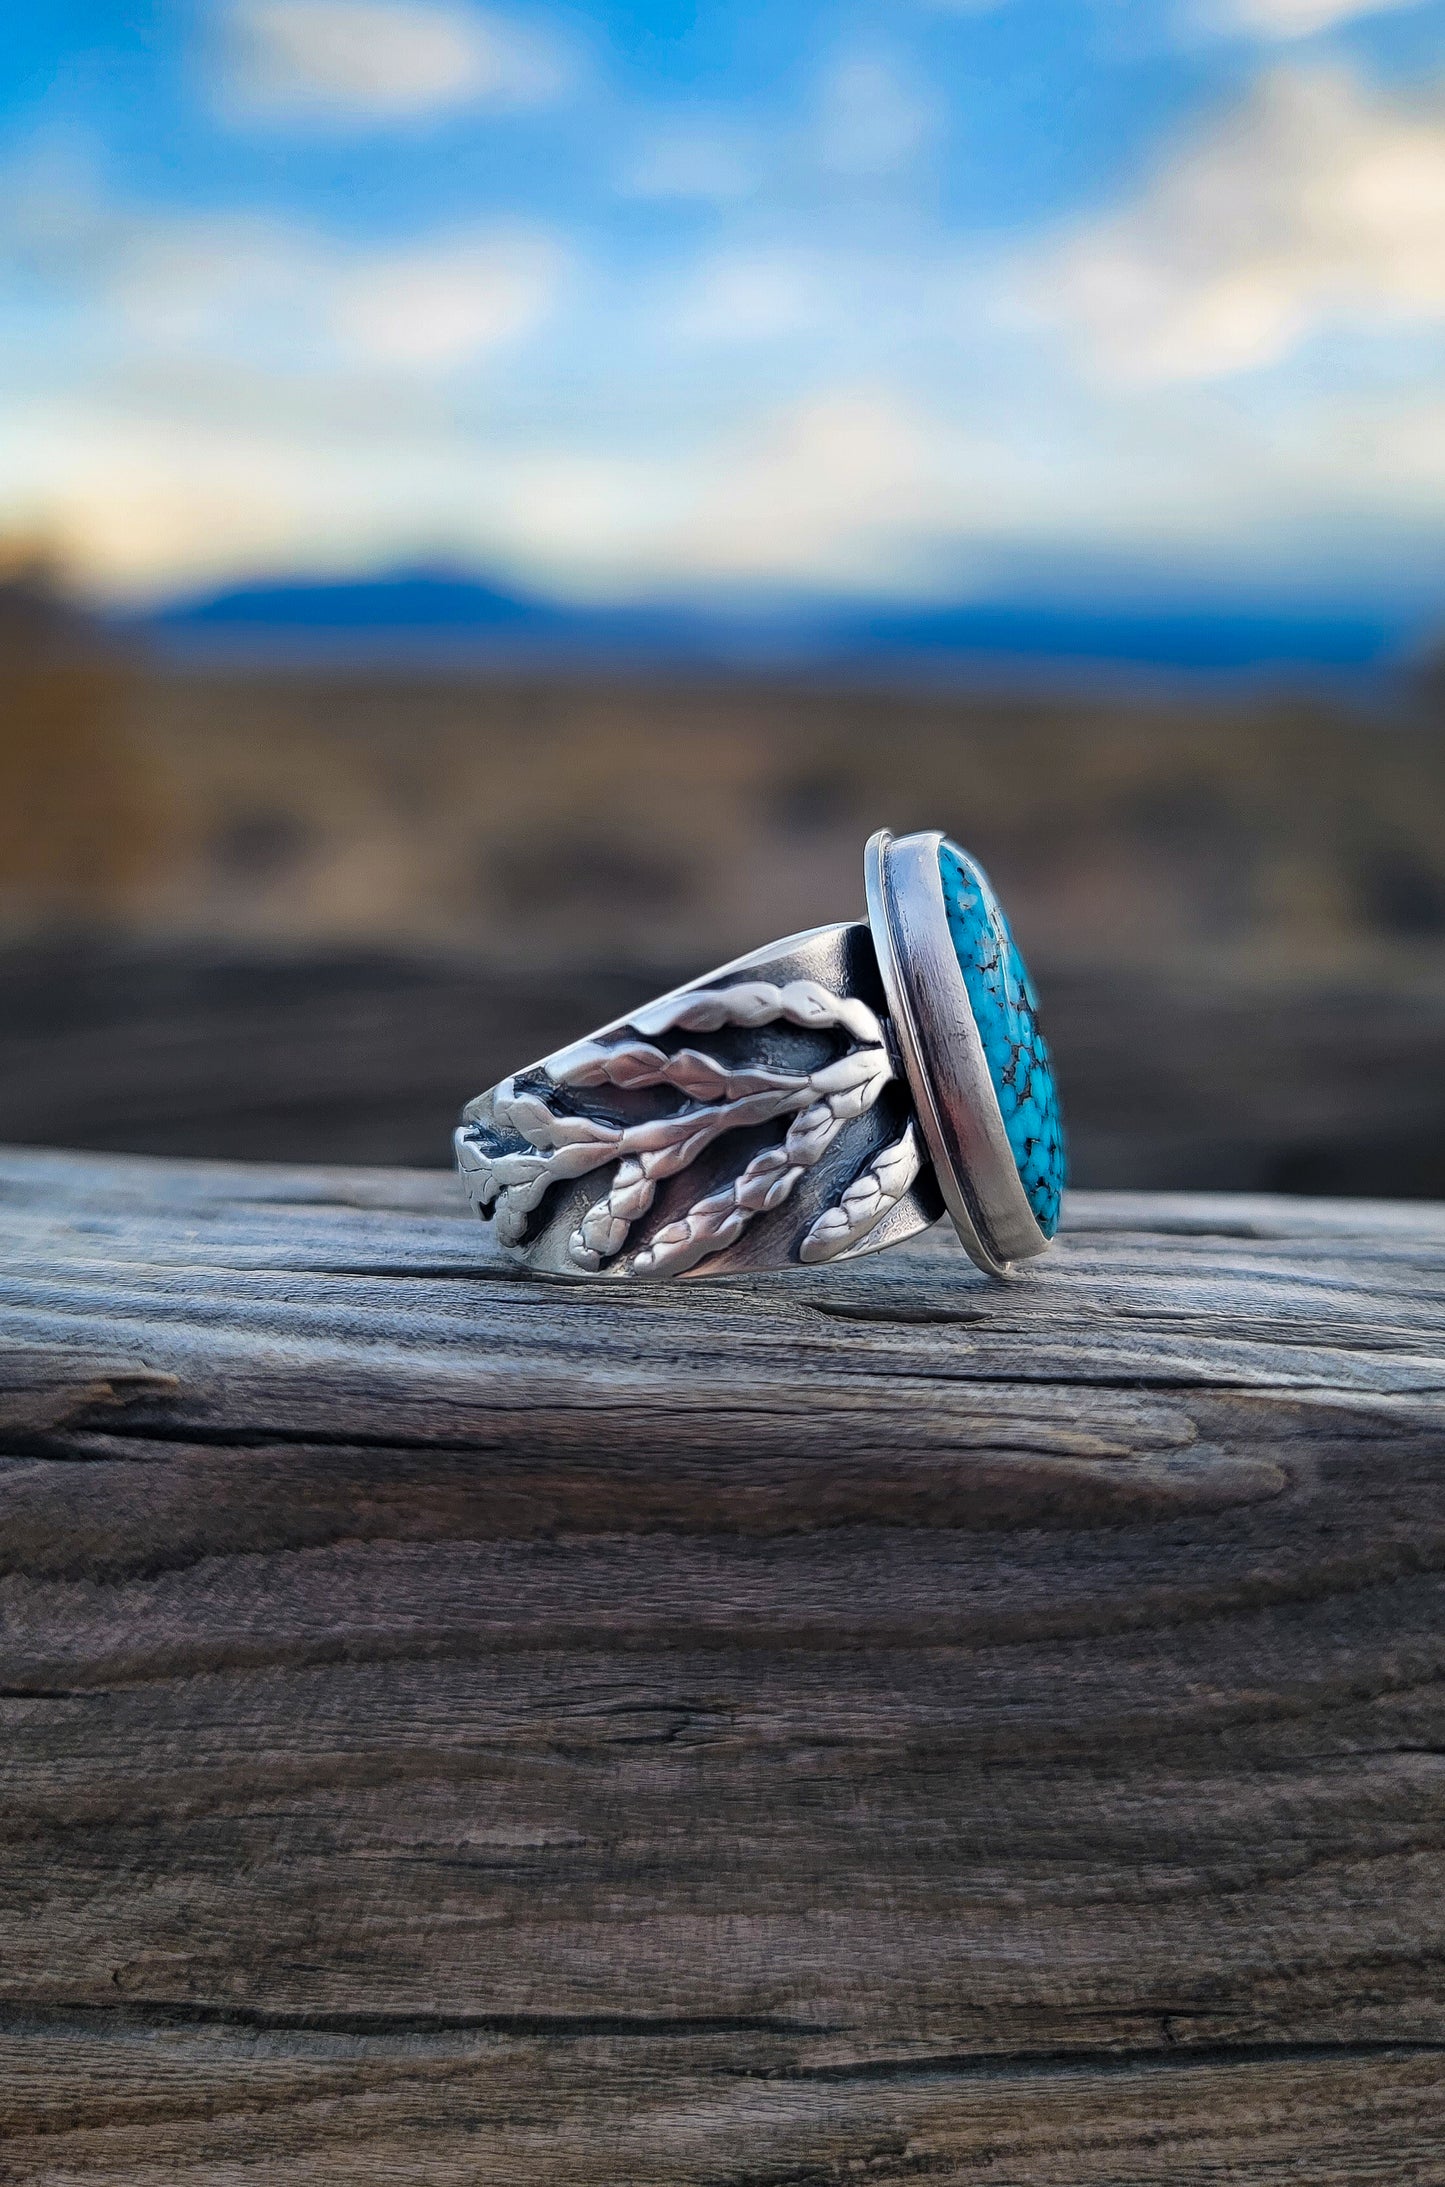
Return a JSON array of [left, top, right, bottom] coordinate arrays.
[[937, 839, 1065, 1238]]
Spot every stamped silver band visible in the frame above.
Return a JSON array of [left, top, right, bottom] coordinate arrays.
[[456, 829, 1057, 1281]]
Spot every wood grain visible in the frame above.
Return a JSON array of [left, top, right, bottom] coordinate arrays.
[[1, 1145, 1444, 2183]]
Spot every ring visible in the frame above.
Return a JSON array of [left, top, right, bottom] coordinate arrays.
[[455, 829, 1066, 1281]]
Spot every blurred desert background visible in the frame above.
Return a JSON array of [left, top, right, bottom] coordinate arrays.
[[3, 2, 1444, 1196], [5, 551, 1443, 1194]]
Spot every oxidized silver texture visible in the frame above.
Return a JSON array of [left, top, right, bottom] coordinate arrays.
[[456, 830, 1055, 1281]]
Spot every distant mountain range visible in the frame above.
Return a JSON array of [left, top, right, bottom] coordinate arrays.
[[129, 567, 1426, 678]]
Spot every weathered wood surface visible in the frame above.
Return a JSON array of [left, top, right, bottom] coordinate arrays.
[[2, 1145, 1445, 2184]]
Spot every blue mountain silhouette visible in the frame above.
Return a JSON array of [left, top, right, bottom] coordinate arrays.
[[134, 566, 1411, 675]]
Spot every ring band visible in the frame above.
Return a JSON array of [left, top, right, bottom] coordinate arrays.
[[455, 829, 1065, 1280]]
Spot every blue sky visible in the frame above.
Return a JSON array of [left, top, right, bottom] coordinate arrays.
[[3, 0, 1444, 616]]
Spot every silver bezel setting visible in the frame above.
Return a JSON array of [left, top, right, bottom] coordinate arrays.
[[865, 828, 1051, 1277]]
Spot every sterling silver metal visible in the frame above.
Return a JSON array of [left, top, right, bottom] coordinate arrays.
[[867, 828, 1048, 1278], [456, 829, 1054, 1281]]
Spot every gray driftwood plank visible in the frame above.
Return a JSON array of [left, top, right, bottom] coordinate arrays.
[[1, 1144, 1444, 2184]]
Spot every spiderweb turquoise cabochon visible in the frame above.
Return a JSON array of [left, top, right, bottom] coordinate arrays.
[[936, 839, 1066, 1238]]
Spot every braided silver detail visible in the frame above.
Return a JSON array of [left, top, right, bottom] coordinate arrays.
[[460, 980, 893, 1272], [455, 921, 946, 1280], [798, 1120, 924, 1265], [629, 1040, 893, 1278]]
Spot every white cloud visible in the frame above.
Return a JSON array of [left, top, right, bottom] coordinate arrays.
[[669, 252, 825, 343], [660, 391, 978, 589], [662, 239, 974, 352], [624, 50, 936, 207], [1204, 0, 1423, 39], [7, 97, 1445, 611], [1040, 67, 1445, 379], [1, 404, 374, 597], [814, 51, 936, 176], [0, 383, 1018, 603], [220, 0, 568, 123], [108, 219, 310, 351], [485, 375, 1445, 605], [13, 360, 1445, 611], [620, 123, 759, 202], [1279, 391, 1445, 509], [493, 390, 1042, 598], [327, 234, 563, 366], [37, 192, 566, 375]]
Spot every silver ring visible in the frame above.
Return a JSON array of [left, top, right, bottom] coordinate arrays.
[[455, 829, 1065, 1281]]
